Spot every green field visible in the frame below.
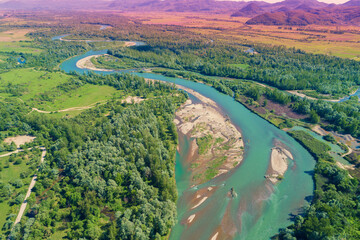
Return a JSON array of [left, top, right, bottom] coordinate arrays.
[[0, 150, 39, 234], [35, 84, 119, 112], [0, 69, 71, 100], [0, 42, 42, 55], [0, 68, 121, 112]]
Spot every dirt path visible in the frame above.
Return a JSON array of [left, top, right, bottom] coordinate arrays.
[[341, 145, 353, 158], [287, 89, 359, 103], [31, 101, 106, 114], [287, 90, 319, 101], [0, 149, 24, 158], [13, 147, 46, 226], [31, 97, 146, 114]]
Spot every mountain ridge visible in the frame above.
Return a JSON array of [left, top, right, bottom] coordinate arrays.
[[245, 5, 360, 26]]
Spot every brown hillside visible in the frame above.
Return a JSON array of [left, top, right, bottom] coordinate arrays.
[[246, 6, 360, 26]]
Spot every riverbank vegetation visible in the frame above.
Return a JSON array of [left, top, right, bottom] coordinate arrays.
[[275, 131, 360, 240]]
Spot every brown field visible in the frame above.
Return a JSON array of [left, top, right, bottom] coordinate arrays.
[[0, 29, 32, 42], [0, 10, 359, 59], [124, 11, 360, 60]]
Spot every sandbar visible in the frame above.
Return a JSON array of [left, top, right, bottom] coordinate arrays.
[[76, 54, 113, 72], [187, 214, 196, 223], [191, 197, 208, 209], [174, 85, 244, 183], [265, 147, 293, 184]]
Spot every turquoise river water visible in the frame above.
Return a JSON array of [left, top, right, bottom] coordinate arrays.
[[59, 47, 316, 239]]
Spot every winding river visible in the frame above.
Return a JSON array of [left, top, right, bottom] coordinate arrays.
[[58, 42, 316, 239]]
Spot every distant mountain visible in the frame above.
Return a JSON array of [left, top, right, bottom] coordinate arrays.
[[0, 0, 110, 10], [295, 3, 313, 11], [0, 0, 250, 12], [231, 0, 329, 20], [231, 3, 265, 17], [246, 6, 360, 26], [108, 0, 247, 12], [273, 6, 291, 12], [1, 0, 359, 27], [246, 10, 332, 26], [273, 0, 328, 9], [342, 0, 360, 6]]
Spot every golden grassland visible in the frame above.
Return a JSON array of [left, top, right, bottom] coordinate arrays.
[[0, 29, 32, 42], [124, 11, 360, 60], [0, 11, 359, 60]]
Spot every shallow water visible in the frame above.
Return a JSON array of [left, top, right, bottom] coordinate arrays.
[[60, 50, 316, 239], [338, 88, 360, 102]]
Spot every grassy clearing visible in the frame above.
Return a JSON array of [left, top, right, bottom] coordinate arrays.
[[36, 84, 119, 111], [0, 69, 71, 100], [0, 42, 42, 55], [0, 68, 120, 112]]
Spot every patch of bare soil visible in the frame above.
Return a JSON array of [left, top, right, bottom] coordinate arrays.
[[121, 96, 145, 104], [4, 135, 35, 148]]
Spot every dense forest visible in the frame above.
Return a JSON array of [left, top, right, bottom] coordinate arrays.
[[0, 70, 186, 239], [108, 42, 360, 96], [22, 97, 183, 240]]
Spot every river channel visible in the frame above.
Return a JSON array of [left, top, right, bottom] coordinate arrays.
[[58, 43, 315, 239]]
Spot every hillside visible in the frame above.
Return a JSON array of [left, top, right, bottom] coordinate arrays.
[[0, 0, 110, 10], [272, 0, 328, 9], [108, 0, 247, 12], [246, 6, 360, 26], [0, 0, 247, 11], [342, 0, 360, 6], [231, 3, 266, 17]]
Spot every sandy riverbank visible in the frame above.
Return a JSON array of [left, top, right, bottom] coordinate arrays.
[[124, 41, 136, 47], [265, 146, 294, 184], [76, 54, 113, 72], [174, 85, 244, 184], [75, 41, 136, 71]]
